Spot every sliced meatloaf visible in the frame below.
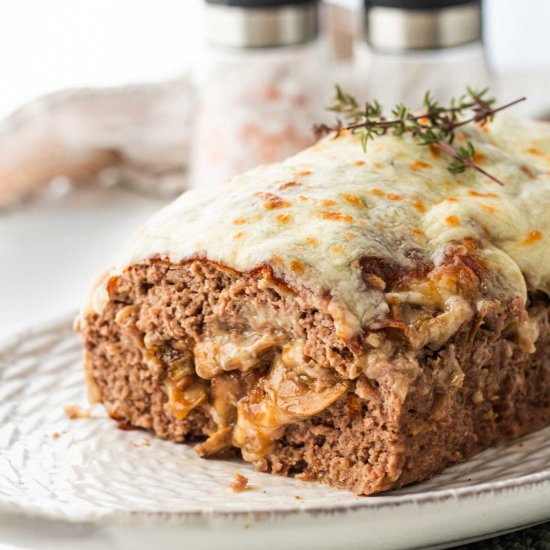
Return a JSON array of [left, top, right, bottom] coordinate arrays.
[[78, 116, 550, 494]]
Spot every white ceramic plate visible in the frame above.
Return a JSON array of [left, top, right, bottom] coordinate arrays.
[[0, 315, 549, 550]]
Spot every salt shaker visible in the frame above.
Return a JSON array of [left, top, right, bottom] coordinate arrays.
[[354, 0, 491, 108], [190, 0, 329, 189]]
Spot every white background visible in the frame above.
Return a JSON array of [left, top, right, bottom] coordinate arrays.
[[1, 0, 550, 119], [0, 0, 200, 119]]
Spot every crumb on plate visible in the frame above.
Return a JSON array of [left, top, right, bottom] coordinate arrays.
[[64, 404, 91, 419], [130, 438, 151, 448], [228, 473, 250, 492]]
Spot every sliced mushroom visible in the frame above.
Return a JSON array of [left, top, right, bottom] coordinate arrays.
[[233, 341, 349, 461], [194, 426, 233, 457], [193, 330, 284, 379]]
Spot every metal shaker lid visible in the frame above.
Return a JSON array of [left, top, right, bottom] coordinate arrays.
[[364, 0, 482, 52], [203, 0, 320, 48]]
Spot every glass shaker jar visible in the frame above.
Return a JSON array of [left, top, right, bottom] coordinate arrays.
[[353, 0, 491, 108], [190, 0, 329, 189]]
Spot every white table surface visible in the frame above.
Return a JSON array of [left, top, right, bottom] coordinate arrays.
[[0, 185, 166, 338]]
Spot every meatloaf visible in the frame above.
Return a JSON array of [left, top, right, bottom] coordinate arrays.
[[78, 115, 550, 495]]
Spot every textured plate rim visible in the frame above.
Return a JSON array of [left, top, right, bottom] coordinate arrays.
[[1, 312, 549, 523]]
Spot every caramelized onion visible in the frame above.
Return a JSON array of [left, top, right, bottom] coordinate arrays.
[[166, 377, 207, 421]]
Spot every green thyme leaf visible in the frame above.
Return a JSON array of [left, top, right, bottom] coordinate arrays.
[[315, 86, 527, 186]]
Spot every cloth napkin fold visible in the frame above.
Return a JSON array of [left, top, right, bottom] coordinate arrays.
[[0, 77, 193, 208]]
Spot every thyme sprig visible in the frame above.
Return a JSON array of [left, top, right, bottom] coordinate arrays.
[[314, 86, 526, 185]]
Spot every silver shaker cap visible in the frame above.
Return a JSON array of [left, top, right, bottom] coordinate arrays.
[[364, 0, 482, 52], [203, 0, 319, 48]]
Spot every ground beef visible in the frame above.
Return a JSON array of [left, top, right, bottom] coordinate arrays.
[[80, 259, 550, 495]]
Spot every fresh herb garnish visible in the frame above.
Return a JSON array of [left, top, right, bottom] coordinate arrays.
[[314, 86, 526, 185]]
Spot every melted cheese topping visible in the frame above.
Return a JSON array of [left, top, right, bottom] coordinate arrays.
[[91, 116, 550, 335]]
